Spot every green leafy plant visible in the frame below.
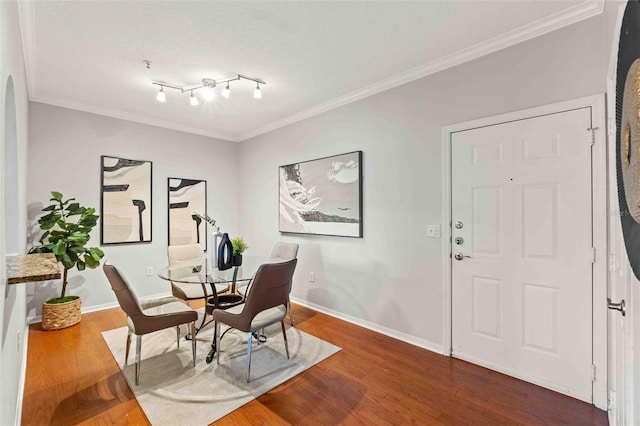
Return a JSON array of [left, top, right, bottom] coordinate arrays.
[[29, 191, 105, 300], [231, 237, 248, 255]]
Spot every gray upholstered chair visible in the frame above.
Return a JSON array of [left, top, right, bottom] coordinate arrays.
[[270, 242, 299, 325], [213, 259, 297, 382], [103, 262, 198, 385]]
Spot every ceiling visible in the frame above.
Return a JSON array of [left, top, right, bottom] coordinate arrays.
[[19, 1, 603, 142]]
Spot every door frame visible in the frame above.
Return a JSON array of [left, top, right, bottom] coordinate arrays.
[[441, 94, 607, 410]]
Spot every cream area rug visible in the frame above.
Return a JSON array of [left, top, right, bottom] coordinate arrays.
[[101, 312, 340, 425]]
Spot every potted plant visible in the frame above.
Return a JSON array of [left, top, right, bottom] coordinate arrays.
[[231, 237, 248, 266], [29, 191, 104, 330]]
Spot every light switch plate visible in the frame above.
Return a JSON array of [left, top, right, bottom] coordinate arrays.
[[427, 225, 441, 238]]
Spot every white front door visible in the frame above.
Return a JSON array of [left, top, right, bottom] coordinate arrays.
[[451, 107, 593, 402]]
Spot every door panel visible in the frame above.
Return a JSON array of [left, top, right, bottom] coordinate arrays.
[[451, 108, 593, 402]]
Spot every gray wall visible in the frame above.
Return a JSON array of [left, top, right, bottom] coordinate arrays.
[[1, 1, 30, 424], [238, 13, 611, 350], [26, 103, 242, 318]]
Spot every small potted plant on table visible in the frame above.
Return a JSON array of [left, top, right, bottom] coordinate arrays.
[[231, 237, 248, 266], [29, 191, 104, 330]]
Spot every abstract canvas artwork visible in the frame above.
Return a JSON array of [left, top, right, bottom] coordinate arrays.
[[101, 156, 152, 244], [168, 178, 207, 250], [279, 151, 362, 237]]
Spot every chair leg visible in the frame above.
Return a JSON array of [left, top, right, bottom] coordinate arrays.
[[190, 321, 196, 367], [216, 321, 221, 364], [176, 326, 180, 348], [281, 320, 290, 359], [125, 329, 132, 365], [135, 334, 142, 385], [288, 298, 294, 326], [246, 332, 253, 383]]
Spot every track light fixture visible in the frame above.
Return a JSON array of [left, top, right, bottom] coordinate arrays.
[[151, 74, 265, 104]]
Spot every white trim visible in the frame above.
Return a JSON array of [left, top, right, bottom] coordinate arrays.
[[15, 321, 29, 426], [29, 97, 238, 142], [26, 292, 169, 325], [237, 1, 604, 141], [591, 95, 608, 411], [441, 94, 608, 409], [17, 0, 37, 98], [441, 125, 453, 356], [290, 296, 444, 355]]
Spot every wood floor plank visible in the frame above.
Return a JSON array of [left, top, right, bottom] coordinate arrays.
[[22, 303, 608, 425]]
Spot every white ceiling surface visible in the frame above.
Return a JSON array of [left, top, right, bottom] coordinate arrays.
[[20, 1, 603, 142]]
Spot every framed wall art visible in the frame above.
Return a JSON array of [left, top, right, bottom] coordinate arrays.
[[101, 155, 152, 244], [168, 178, 207, 250], [617, 0, 640, 280], [279, 150, 362, 238]]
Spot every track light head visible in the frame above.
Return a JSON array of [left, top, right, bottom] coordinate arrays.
[[222, 83, 230, 99], [156, 86, 166, 102], [254, 83, 262, 99], [190, 91, 199, 106]]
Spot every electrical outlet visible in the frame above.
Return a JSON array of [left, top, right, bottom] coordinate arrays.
[[426, 225, 441, 238], [146, 266, 154, 276], [309, 271, 315, 282]]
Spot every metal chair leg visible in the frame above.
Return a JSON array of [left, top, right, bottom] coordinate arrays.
[[190, 322, 196, 367], [246, 332, 253, 383], [288, 299, 294, 326], [176, 326, 180, 348], [135, 335, 142, 385], [216, 321, 221, 364], [125, 329, 132, 365], [281, 320, 290, 359]]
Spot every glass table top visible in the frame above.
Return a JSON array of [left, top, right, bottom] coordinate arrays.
[[157, 256, 283, 285]]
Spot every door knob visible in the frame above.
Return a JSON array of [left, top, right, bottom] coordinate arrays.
[[454, 252, 471, 261], [607, 298, 626, 316]]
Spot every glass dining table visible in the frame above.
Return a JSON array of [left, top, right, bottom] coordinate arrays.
[[157, 255, 283, 362]]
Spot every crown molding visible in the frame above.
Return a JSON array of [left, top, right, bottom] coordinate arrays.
[[237, 0, 605, 141], [30, 96, 239, 142], [17, 0, 38, 98]]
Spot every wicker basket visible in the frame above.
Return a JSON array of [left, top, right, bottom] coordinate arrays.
[[42, 297, 81, 331]]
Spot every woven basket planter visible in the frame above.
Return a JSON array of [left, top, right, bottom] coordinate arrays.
[[42, 296, 81, 331]]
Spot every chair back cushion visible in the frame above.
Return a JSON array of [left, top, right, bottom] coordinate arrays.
[[269, 243, 299, 260], [168, 243, 205, 266], [103, 263, 145, 320], [236, 259, 297, 330]]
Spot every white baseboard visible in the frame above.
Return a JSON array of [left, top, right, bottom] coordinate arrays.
[[290, 297, 444, 355], [16, 321, 29, 426], [27, 292, 170, 325]]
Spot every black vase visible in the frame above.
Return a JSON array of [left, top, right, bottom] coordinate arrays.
[[217, 233, 233, 270], [232, 254, 243, 266]]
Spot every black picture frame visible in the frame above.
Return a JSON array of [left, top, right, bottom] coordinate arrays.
[[101, 155, 153, 244], [279, 150, 363, 238], [167, 178, 208, 251]]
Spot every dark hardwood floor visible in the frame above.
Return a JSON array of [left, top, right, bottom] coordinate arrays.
[[22, 303, 608, 425]]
